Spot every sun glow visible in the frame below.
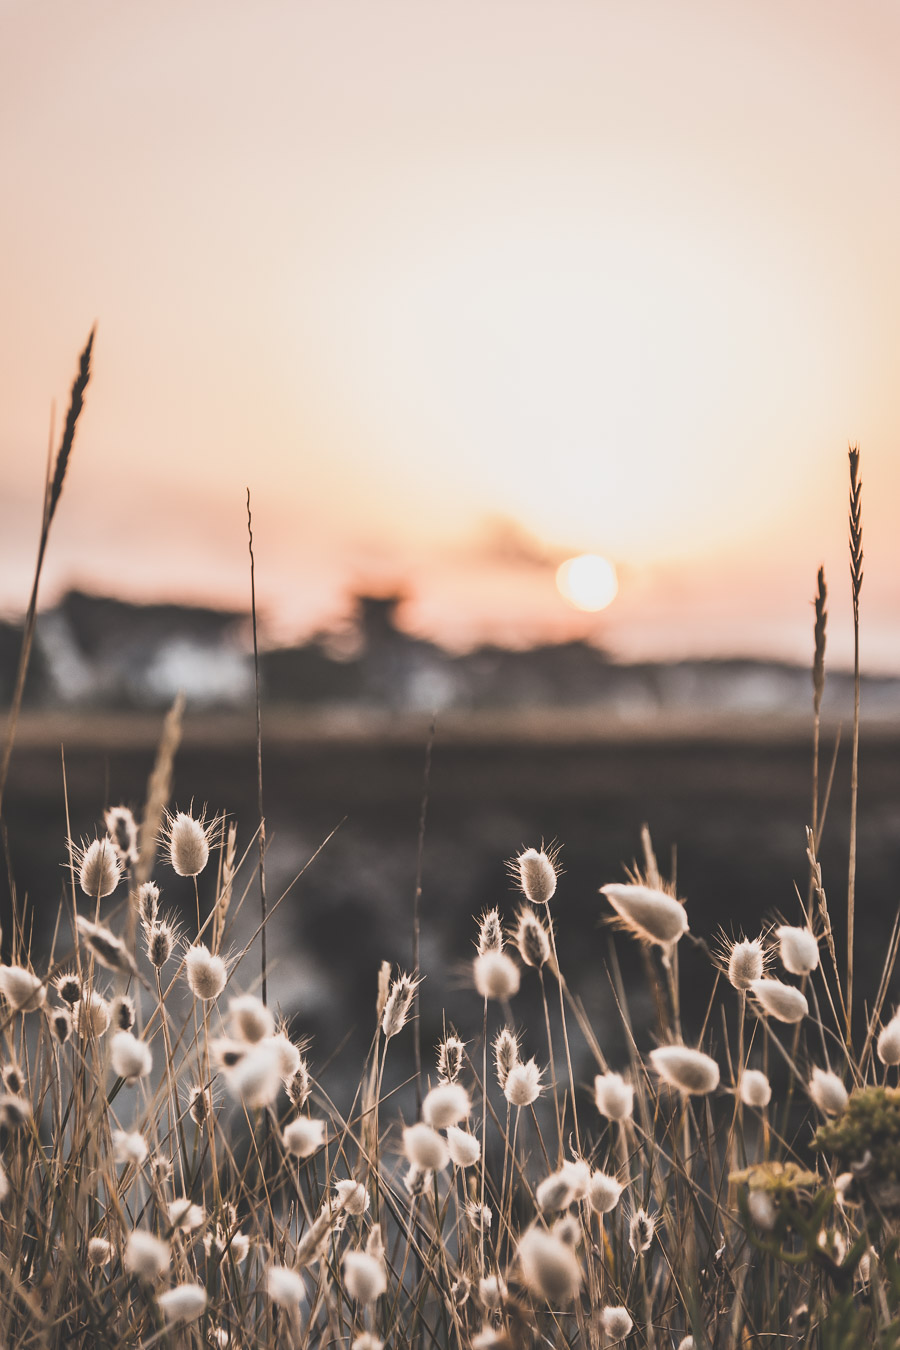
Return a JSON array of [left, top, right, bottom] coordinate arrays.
[[556, 554, 619, 612]]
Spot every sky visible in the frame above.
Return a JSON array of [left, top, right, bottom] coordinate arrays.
[[2, 1, 900, 667]]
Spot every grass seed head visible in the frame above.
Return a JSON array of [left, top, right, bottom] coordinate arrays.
[[479, 1275, 506, 1309], [726, 937, 766, 989], [55, 972, 81, 1005], [537, 1170, 576, 1212], [504, 1057, 543, 1107], [87, 1237, 112, 1267], [1, 1064, 24, 1095], [73, 991, 111, 1036], [474, 950, 520, 1001], [628, 1208, 655, 1255], [493, 1026, 520, 1088], [403, 1122, 450, 1171], [334, 1179, 369, 1215], [0, 965, 45, 1013], [437, 1034, 465, 1083], [447, 1125, 481, 1167], [77, 837, 122, 899], [466, 1200, 492, 1232], [124, 1231, 170, 1280], [104, 806, 139, 865], [167, 809, 211, 877], [878, 1015, 900, 1066], [600, 884, 688, 950], [739, 1069, 772, 1108], [113, 1130, 148, 1166], [517, 1225, 582, 1303], [515, 908, 551, 968], [750, 979, 808, 1023], [111, 994, 135, 1031], [600, 1305, 634, 1341], [158, 1283, 208, 1325], [147, 922, 174, 968], [228, 994, 275, 1043], [422, 1081, 470, 1128], [776, 925, 820, 976], [185, 944, 227, 1000], [342, 1250, 387, 1303], [287, 1059, 312, 1108], [477, 908, 503, 956], [265, 1265, 306, 1307], [809, 1067, 849, 1116], [594, 1071, 634, 1121], [50, 1007, 72, 1043], [75, 915, 137, 977], [223, 1041, 281, 1108], [589, 1170, 624, 1214], [282, 1116, 326, 1158], [513, 846, 559, 906], [110, 1030, 152, 1083], [649, 1045, 720, 1096], [137, 881, 160, 926], [381, 972, 419, 1040]]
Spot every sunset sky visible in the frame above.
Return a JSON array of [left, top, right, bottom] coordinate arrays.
[[2, 1, 900, 667]]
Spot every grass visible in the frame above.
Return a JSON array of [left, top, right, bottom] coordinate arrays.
[[0, 353, 895, 1348]]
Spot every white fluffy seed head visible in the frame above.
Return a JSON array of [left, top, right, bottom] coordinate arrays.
[[536, 1171, 575, 1213], [504, 1058, 543, 1107], [342, 1250, 387, 1304], [168, 811, 210, 877], [649, 1045, 720, 1096], [588, 1170, 624, 1214], [104, 806, 139, 865], [479, 1275, 506, 1309], [87, 1236, 112, 1267], [228, 995, 275, 1043], [113, 1129, 148, 1166], [111, 994, 135, 1031], [476, 909, 503, 956], [493, 1027, 520, 1089], [403, 1122, 450, 1171], [224, 1042, 282, 1109], [727, 938, 765, 989], [437, 1034, 465, 1083], [266, 1264, 306, 1306], [381, 972, 418, 1040], [282, 1116, 325, 1158], [137, 881, 159, 926], [158, 1283, 208, 1325], [0, 966, 45, 1013], [750, 979, 808, 1023], [629, 1208, 655, 1254], [878, 1016, 900, 1066], [739, 1069, 772, 1108], [594, 1071, 634, 1121], [168, 1199, 205, 1232], [515, 848, 559, 906], [185, 944, 227, 1001], [447, 1126, 481, 1168], [600, 884, 688, 949], [422, 1082, 470, 1128], [334, 1179, 369, 1215], [110, 1031, 152, 1083], [809, 1067, 849, 1116], [124, 1231, 170, 1280], [776, 925, 820, 976], [516, 1226, 582, 1304], [515, 909, 551, 968], [601, 1306, 634, 1340], [266, 1033, 302, 1083], [748, 1189, 776, 1231], [473, 951, 520, 1001], [78, 837, 123, 899], [73, 991, 111, 1037], [677, 1338, 695, 1350], [75, 916, 137, 976], [147, 922, 174, 968]]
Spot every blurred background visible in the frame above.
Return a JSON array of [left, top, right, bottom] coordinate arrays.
[[3, 0, 900, 1090]]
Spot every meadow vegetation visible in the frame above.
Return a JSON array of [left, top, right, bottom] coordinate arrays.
[[0, 341, 895, 1348]]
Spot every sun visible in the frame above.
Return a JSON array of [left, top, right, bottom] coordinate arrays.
[[556, 554, 618, 612]]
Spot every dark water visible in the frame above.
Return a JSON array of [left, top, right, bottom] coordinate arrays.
[[4, 713, 900, 1100]]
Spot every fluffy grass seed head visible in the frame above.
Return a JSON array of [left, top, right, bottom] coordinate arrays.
[[343, 1250, 387, 1304], [266, 1265, 306, 1307], [287, 1059, 312, 1109], [185, 944, 227, 1000], [158, 1284, 208, 1325], [111, 994, 135, 1031], [223, 1040, 282, 1109], [228, 994, 275, 1043], [124, 1231, 170, 1280], [750, 978, 808, 1023], [55, 971, 81, 1005], [739, 1069, 772, 1108], [479, 1274, 506, 1310], [75, 915, 137, 977], [422, 1081, 470, 1128], [404, 1164, 431, 1197], [381, 971, 419, 1040], [537, 1170, 577, 1213], [809, 1067, 849, 1116], [334, 1179, 369, 1215], [589, 1170, 624, 1214], [167, 809, 212, 877], [104, 806, 139, 865], [87, 1236, 112, 1267], [600, 883, 688, 950], [512, 846, 560, 906], [594, 1071, 634, 1121], [50, 1007, 72, 1043], [137, 881, 160, 927], [110, 1030, 152, 1083], [601, 1306, 634, 1341], [437, 1034, 465, 1083], [447, 1126, 481, 1167], [77, 836, 122, 899], [113, 1130, 148, 1166], [147, 921, 175, 968], [0, 965, 45, 1013], [515, 908, 551, 968], [516, 1225, 582, 1303], [629, 1208, 655, 1255], [474, 950, 520, 1001], [282, 1117, 326, 1158], [493, 1026, 519, 1089], [73, 990, 111, 1036], [725, 936, 766, 990], [878, 1015, 900, 1066], [168, 1199, 205, 1232], [476, 908, 503, 956], [649, 1045, 720, 1096], [776, 925, 820, 976], [267, 1031, 302, 1082], [403, 1122, 450, 1171], [504, 1057, 543, 1107]]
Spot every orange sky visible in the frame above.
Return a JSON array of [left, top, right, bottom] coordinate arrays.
[[2, 1, 900, 666]]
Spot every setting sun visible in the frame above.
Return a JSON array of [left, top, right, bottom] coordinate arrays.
[[556, 554, 619, 612]]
